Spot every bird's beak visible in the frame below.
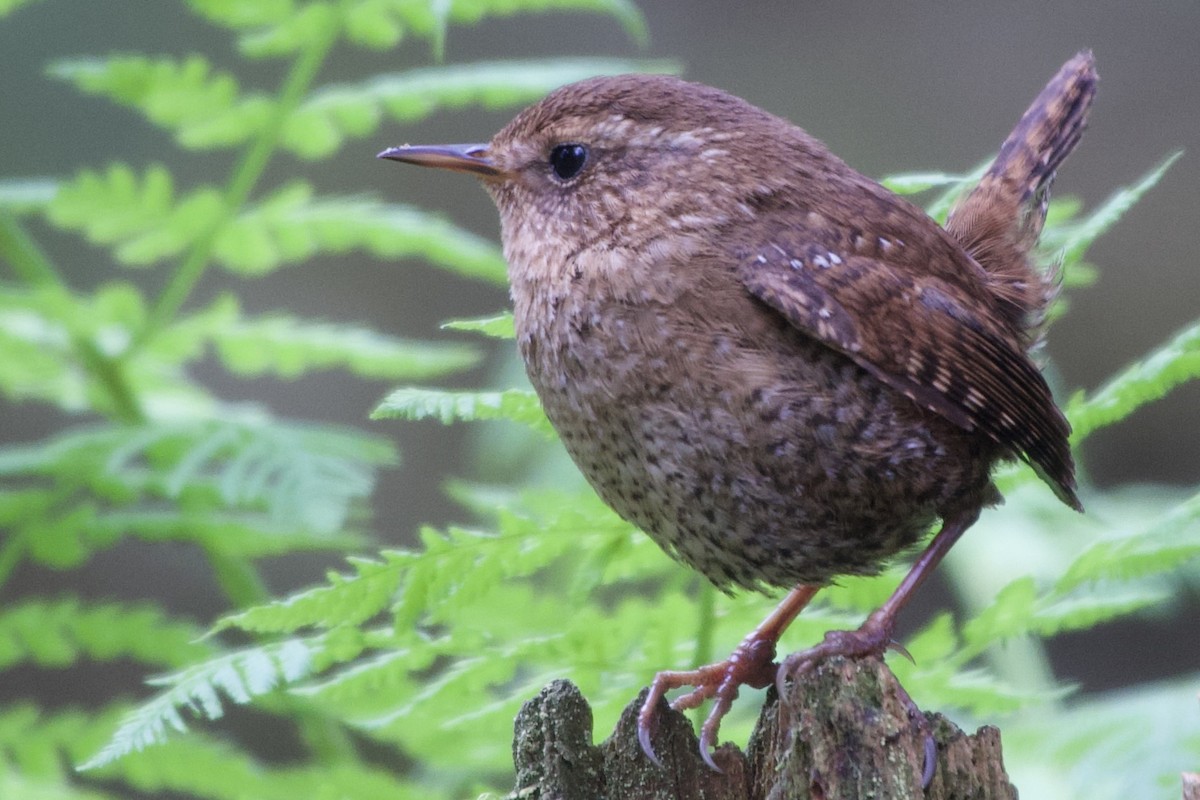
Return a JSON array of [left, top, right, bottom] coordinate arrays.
[[377, 143, 503, 178]]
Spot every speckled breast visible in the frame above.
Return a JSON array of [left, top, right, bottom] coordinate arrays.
[[511, 264, 996, 591]]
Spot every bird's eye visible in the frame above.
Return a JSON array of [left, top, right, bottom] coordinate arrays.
[[549, 143, 589, 181]]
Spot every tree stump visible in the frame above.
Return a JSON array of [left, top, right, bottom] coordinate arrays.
[[510, 657, 1017, 800]]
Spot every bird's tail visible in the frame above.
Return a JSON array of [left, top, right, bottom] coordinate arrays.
[[946, 51, 1098, 339]]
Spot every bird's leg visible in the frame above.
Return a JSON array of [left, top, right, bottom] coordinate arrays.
[[776, 506, 981, 787], [637, 583, 820, 770]]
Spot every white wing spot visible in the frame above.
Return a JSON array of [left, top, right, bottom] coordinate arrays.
[[827, 252, 843, 265], [812, 254, 829, 269], [789, 258, 804, 270]]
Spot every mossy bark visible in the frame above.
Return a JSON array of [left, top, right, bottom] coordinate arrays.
[[510, 657, 1016, 800]]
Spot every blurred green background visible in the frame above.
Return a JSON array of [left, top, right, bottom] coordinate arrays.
[[0, 0, 1197, 767]]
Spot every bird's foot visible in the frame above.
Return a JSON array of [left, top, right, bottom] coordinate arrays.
[[637, 632, 779, 771], [776, 613, 938, 787], [775, 611, 898, 691]]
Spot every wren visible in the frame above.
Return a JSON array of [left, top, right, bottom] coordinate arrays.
[[381, 52, 1096, 770]]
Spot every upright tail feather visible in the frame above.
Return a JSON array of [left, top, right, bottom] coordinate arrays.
[[947, 51, 1098, 337]]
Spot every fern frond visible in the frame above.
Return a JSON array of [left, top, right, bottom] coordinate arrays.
[[298, 58, 677, 156], [1067, 318, 1200, 442], [0, 418, 395, 543], [1043, 152, 1182, 266], [1, 702, 425, 799], [0, 597, 210, 669], [117, 739, 428, 800], [886, 615, 1068, 717], [0, 771, 117, 800], [372, 386, 553, 435], [880, 171, 974, 196], [393, 0, 650, 48], [50, 55, 274, 152], [0, 285, 88, 409], [212, 183, 507, 279], [214, 553, 409, 634], [79, 632, 343, 770], [1004, 676, 1200, 800], [961, 576, 1170, 652], [52, 53, 674, 159], [215, 313, 479, 380], [922, 159, 989, 222], [330, 0, 650, 56], [0, 281, 220, 415], [183, 0, 293, 30], [1058, 488, 1200, 590], [46, 164, 222, 266], [441, 311, 514, 339]]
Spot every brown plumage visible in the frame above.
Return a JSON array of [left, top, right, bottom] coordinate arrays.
[[380, 51, 1096, 770]]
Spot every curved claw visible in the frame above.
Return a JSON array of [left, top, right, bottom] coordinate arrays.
[[637, 718, 664, 768], [775, 639, 829, 704], [921, 731, 938, 788], [699, 737, 723, 773], [637, 676, 673, 766], [638, 634, 781, 770], [887, 639, 916, 665], [696, 673, 743, 773]]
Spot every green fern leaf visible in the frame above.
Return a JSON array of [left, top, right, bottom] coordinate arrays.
[[89, 730, 427, 800], [0, 772, 116, 800], [141, 293, 238, 368], [880, 171, 973, 196], [232, 3, 338, 59], [441, 311, 515, 339], [922, 160, 988, 222], [214, 553, 410, 634], [1004, 677, 1200, 800], [46, 164, 223, 266], [184, 0, 294, 29], [0, 597, 210, 670], [372, 386, 553, 435], [297, 58, 678, 156], [396, 0, 650, 47], [1, 704, 427, 800], [1058, 489, 1200, 590], [50, 55, 274, 152], [1067, 318, 1200, 442], [185, 0, 332, 61], [961, 576, 1170, 651], [213, 184, 507, 280], [0, 285, 90, 409], [79, 632, 346, 770], [0, 418, 396, 544], [889, 615, 1069, 716], [341, 0, 407, 50], [214, 314, 479, 380], [1045, 152, 1182, 266]]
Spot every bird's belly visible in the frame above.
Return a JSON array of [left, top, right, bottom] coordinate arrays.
[[520, 304, 993, 591]]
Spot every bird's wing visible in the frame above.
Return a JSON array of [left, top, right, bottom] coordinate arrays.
[[733, 217, 1080, 510]]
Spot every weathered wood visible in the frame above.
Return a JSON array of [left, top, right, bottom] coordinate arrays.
[[510, 658, 1017, 800], [1182, 771, 1198, 800]]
